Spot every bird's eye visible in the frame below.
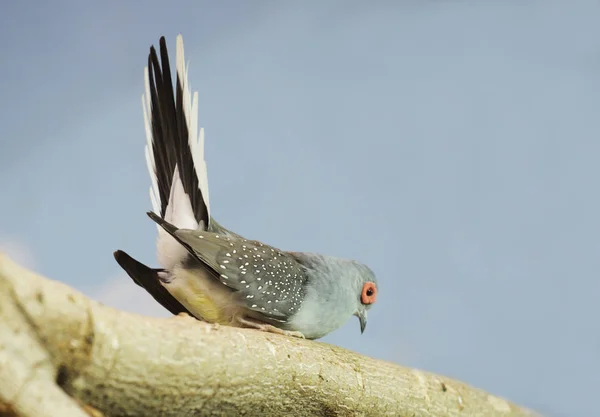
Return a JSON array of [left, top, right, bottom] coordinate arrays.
[[361, 282, 377, 305]]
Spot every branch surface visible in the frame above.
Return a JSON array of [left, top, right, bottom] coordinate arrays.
[[0, 253, 539, 417]]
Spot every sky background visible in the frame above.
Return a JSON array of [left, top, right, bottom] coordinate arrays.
[[1, 1, 599, 416]]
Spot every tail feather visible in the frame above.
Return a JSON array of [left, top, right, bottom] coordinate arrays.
[[113, 250, 191, 316], [144, 35, 211, 269], [113, 35, 224, 317]]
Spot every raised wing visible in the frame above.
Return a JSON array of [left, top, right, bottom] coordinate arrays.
[[143, 35, 211, 269]]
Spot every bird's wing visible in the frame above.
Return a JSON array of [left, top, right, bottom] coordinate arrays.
[[143, 35, 212, 269], [148, 212, 307, 322]]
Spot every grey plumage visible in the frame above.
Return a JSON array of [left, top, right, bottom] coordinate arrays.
[[282, 252, 377, 339], [114, 35, 379, 339], [148, 211, 378, 340], [149, 211, 306, 321]]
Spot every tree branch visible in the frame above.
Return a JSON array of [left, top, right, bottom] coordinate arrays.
[[0, 253, 539, 417]]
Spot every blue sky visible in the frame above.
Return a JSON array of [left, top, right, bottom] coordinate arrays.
[[2, 1, 599, 415]]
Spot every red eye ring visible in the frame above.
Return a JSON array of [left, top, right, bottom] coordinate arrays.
[[361, 282, 377, 305]]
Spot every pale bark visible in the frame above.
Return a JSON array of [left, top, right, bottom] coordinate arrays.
[[0, 253, 540, 417]]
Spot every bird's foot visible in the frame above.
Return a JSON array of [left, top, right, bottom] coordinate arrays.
[[237, 317, 305, 339]]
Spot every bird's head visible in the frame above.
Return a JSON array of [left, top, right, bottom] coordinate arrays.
[[350, 262, 378, 334]]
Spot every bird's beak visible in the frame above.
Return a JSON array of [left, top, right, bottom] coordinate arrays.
[[355, 310, 367, 334]]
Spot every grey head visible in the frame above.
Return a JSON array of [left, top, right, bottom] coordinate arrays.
[[283, 252, 378, 340]]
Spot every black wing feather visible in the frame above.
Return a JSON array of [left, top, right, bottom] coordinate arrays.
[[147, 37, 209, 227]]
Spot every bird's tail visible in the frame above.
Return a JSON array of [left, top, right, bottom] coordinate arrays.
[[113, 250, 190, 316], [143, 35, 211, 269]]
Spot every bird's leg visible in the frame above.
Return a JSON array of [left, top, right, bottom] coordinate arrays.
[[236, 316, 305, 339]]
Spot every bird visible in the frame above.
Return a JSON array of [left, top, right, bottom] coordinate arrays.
[[113, 34, 378, 340]]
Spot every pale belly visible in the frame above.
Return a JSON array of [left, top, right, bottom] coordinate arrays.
[[163, 266, 246, 325]]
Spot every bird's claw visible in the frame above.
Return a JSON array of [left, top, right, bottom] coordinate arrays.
[[236, 317, 306, 339]]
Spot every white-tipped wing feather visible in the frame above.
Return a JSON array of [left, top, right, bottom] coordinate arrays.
[[142, 34, 211, 270], [176, 35, 211, 221]]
